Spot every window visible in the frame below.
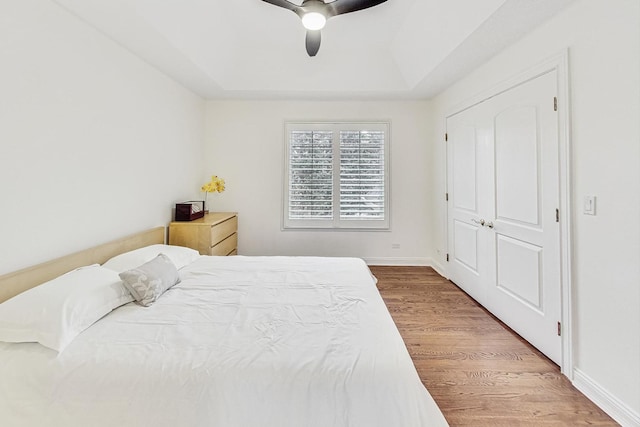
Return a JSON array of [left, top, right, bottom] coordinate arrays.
[[284, 122, 390, 229]]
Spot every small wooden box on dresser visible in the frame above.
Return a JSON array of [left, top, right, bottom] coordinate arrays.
[[169, 212, 238, 256]]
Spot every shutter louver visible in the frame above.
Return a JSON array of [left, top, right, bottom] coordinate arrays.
[[288, 130, 333, 219], [339, 130, 385, 219]]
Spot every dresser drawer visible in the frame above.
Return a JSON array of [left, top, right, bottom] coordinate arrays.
[[169, 212, 238, 256], [210, 233, 237, 256], [211, 216, 238, 246]]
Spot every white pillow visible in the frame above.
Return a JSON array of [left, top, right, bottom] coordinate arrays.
[[0, 265, 133, 352], [102, 244, 200, 273]]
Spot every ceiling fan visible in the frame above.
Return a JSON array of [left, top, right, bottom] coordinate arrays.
[[261, 0, 388, 57]]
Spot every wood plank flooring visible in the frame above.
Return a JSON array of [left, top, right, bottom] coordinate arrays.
[[370, 266, 618, 427]]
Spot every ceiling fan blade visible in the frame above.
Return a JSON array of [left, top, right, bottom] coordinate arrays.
[[305, 30, 321, 57], [326, 0, 388, 16], [261, 0, 301, 13]]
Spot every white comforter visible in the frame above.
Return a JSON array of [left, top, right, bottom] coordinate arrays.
[[0, 256, 448, 427]]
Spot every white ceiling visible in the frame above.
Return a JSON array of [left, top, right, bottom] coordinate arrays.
[[52, 0, 574, 99]]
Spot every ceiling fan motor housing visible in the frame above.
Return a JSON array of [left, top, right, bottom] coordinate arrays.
[[300, 1, 328, 30], [262, 0, 389, 56]]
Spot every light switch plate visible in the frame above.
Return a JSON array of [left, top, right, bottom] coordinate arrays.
[[583, 195, 596, 215]]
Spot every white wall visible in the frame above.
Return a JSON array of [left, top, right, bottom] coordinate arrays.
[[205, 100, 433, 264], [3, 0, 637, 422], [0, 0, 205, 275], [430, 0, 640, 424]]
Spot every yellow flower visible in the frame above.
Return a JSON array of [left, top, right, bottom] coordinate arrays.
[[201, 175, 225, 194]]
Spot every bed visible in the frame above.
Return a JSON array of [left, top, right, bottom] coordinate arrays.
[[0, 228, 448, 427]]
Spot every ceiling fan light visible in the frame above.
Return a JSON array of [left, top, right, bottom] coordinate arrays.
[[302, 12, 326, 30]]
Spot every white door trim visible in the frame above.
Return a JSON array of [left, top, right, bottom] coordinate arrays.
[[444, 50, 573, 377]]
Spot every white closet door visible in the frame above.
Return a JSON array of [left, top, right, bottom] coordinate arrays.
[[447, 106, 491, 305], [447, 71, 561, 364]]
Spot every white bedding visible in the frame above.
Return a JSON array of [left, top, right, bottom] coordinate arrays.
[[0, 256, 448, 427]]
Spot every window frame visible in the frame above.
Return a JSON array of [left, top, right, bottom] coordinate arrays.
[[283, 121, 391, 231]]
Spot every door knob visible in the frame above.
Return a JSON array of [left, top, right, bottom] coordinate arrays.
[[471, 218, 485, 226], [485, 221, 494, 229]]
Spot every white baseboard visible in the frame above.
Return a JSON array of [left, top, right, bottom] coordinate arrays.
[[573, 368, 640, 427], [363, 257, 430, 266]]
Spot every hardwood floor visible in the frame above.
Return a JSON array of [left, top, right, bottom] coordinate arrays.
[[370, 266, 618, 427]]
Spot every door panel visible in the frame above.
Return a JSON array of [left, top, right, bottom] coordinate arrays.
[[447, 112, 488, 304], [495, 106, 540, 226], [496, 234, 542, 310], [452, 125, 477, 212], [447, 71, 561, 364], [453, 220, 479, 272]]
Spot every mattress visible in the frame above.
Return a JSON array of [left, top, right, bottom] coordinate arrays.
[[0, 256, 448, 427]]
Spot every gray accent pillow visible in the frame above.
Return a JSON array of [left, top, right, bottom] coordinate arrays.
[[119, 254, 179, 307]]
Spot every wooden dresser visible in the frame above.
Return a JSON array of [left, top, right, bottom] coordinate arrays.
[[169, 212, 238, 256]]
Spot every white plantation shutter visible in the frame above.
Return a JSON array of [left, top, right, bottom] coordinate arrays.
[[340, 130, 385, 220], [288, 130, 333, 219], [284, 122, 389, 229]]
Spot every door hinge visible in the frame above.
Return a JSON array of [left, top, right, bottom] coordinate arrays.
[[446, 253, 449, 262], [553, 97, 558, 112], [445, 133, 448, 142], [445, 192, 449, 201], [557, 321, 562, 336], [556, 208, 560, 222]]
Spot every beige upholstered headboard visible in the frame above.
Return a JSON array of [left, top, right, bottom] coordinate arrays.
[[0, 227, 165, 304]]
